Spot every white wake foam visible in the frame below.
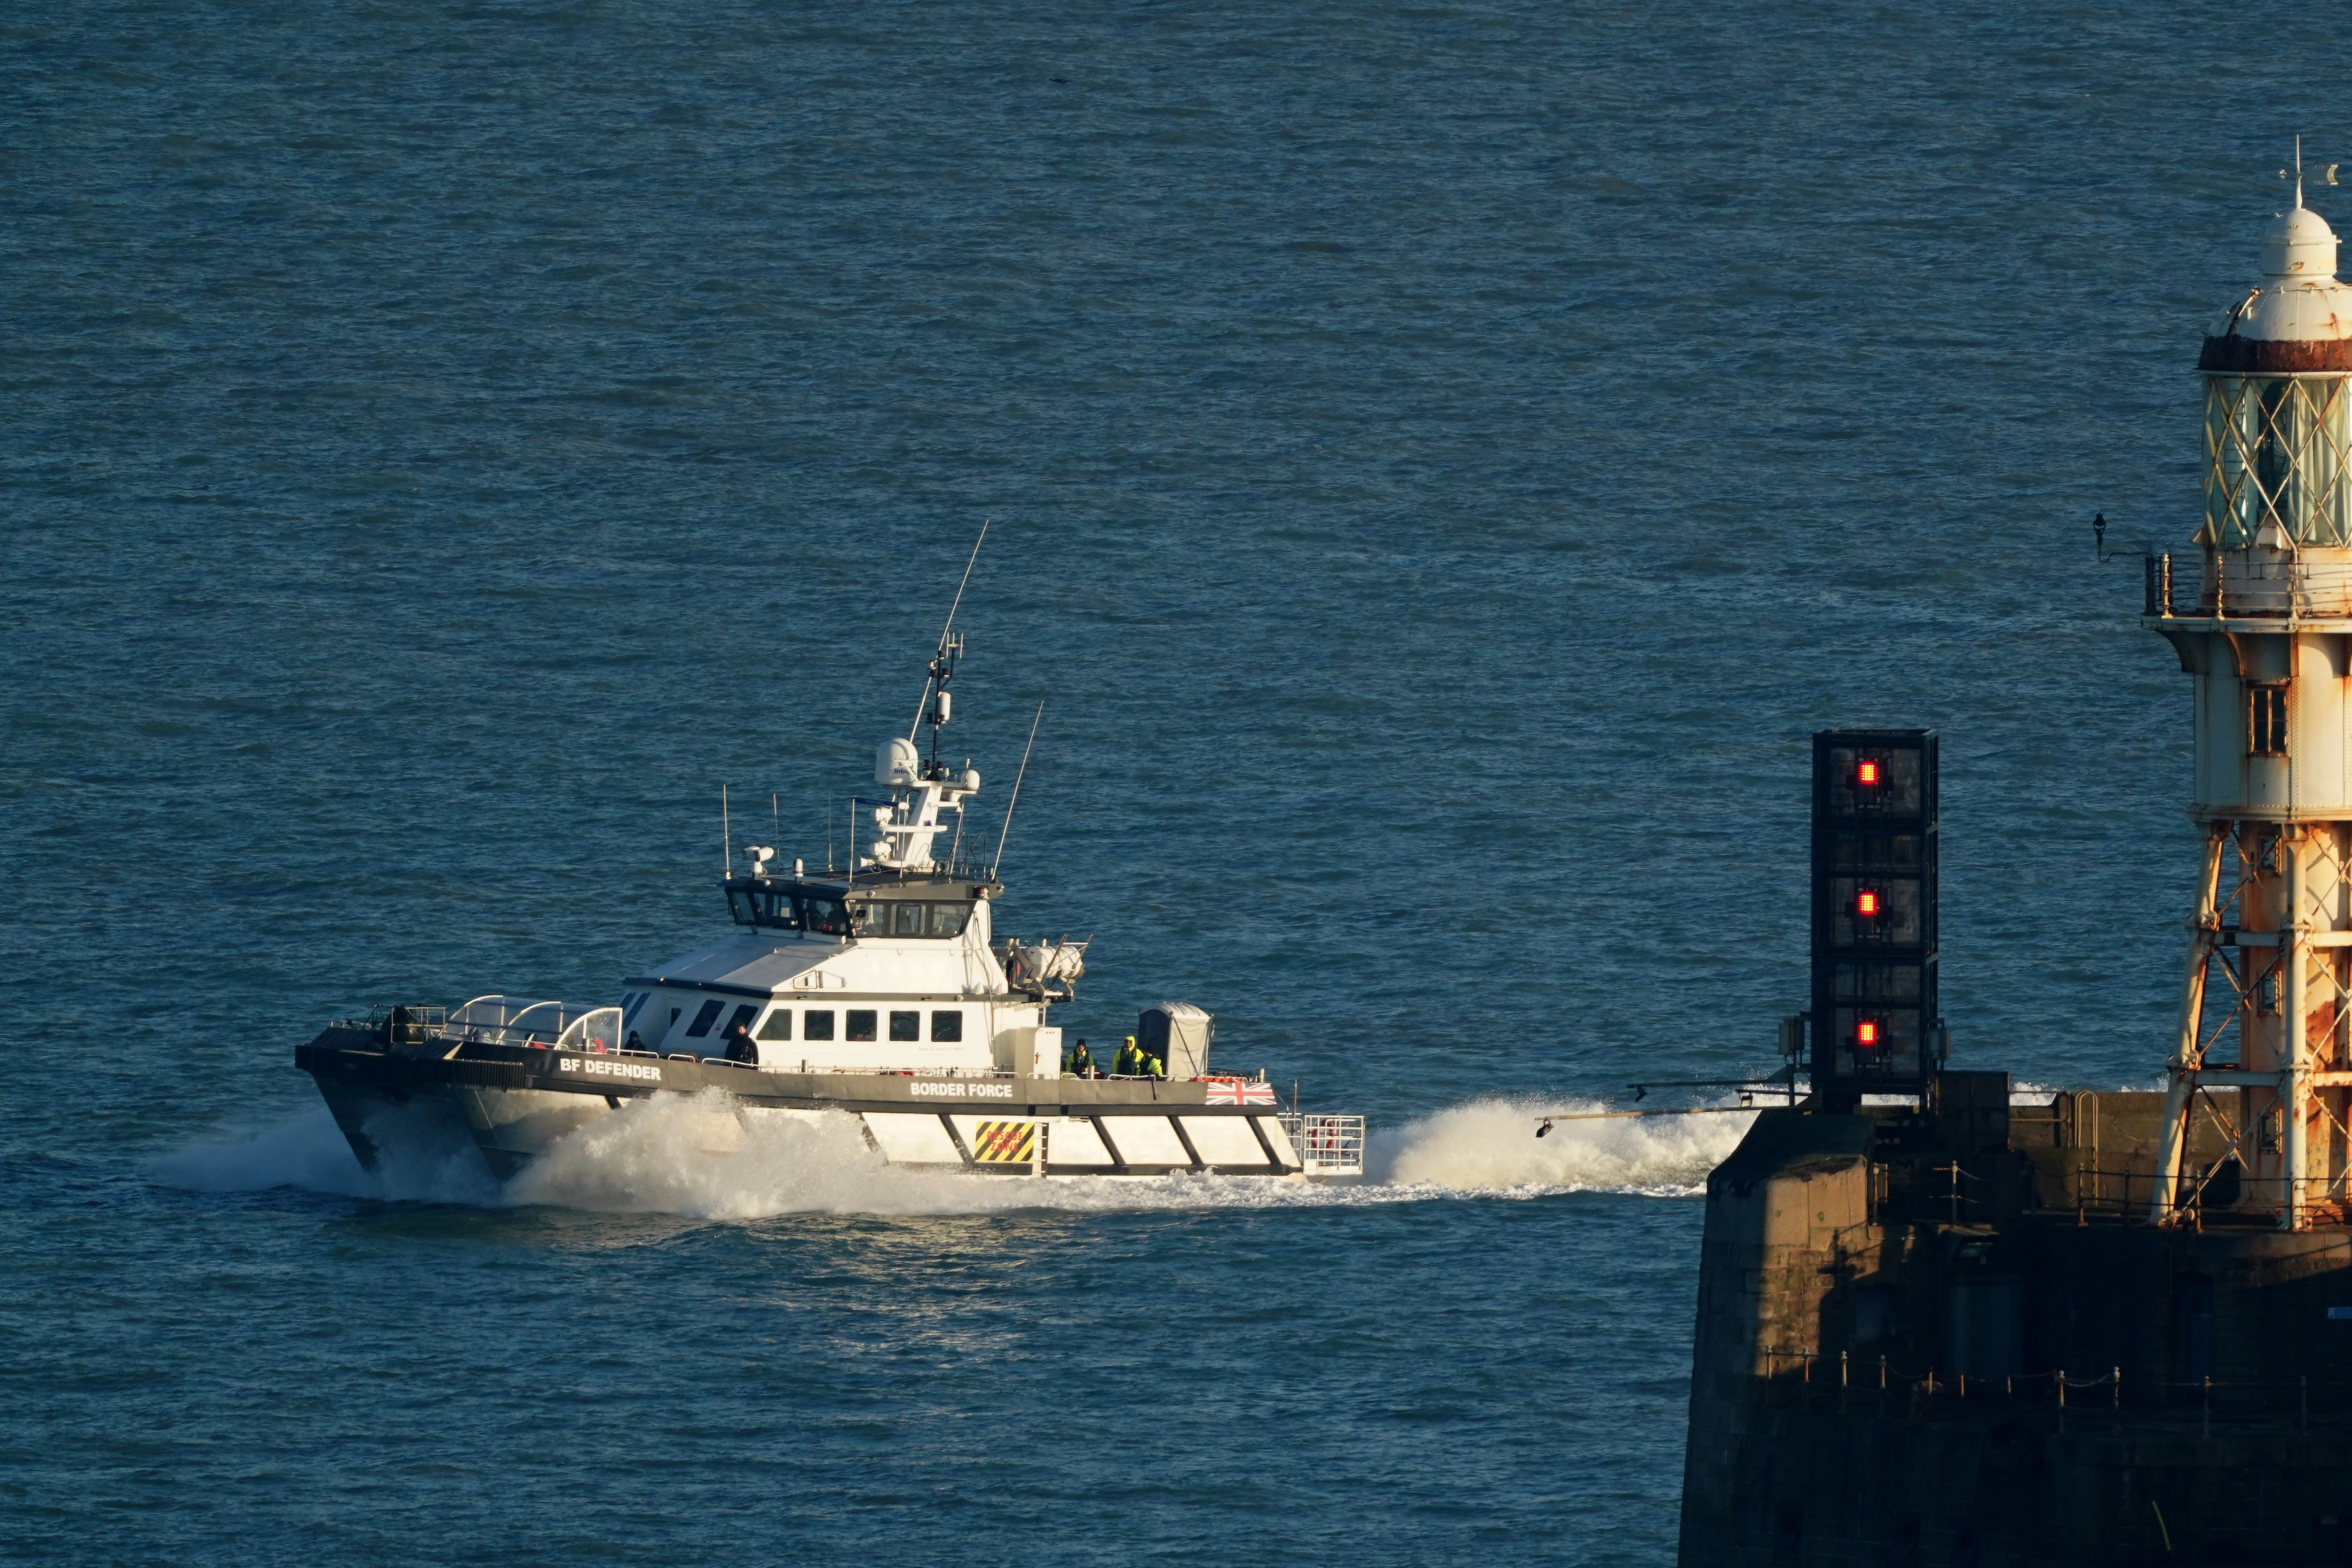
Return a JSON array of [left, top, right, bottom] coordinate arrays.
[[150, 1090, 1756, 1219], [1370, 1095, 1754, 1195], [147, 1098, 503, 1205]]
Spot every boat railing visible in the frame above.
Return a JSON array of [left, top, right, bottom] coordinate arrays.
[[431, 995, 613, 1051], [1279, 1113, 1366, 1176]]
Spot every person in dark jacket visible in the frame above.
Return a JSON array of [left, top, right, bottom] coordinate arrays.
[[722, 1021, 758, 1064], [1066, 1039, 1098, 1078]]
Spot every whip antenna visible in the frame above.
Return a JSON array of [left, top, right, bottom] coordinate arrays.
[[991, 702, 1045, 876], [911, 520, 990, 742]]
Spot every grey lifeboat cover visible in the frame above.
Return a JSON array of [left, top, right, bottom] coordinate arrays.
[[1139, 1001, 1214, 1077]]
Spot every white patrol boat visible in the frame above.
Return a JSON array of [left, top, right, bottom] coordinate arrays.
[[296, 569, 1365, 1185]]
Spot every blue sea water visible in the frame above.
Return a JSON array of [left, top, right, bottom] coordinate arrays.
[[9, 2, 2352, 1562]]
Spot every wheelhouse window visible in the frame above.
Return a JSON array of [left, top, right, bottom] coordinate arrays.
[[803, 1010, 835, 1040], [728, 883, 850, 935], [889, 1010, 920, 1042], [846, 1010, 878, 1042], [756, 1008, 793, 1041], [931, 1009, 962, 1042], [685, 999, 724, 1038], [846, 899, 974, 939], [2250, 684, 2290, 756]]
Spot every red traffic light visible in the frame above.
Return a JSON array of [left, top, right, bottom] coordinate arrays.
[[1855, 1020, 1880, 1046], [1857, 759, 1880, 786], [1856, 889, 1880, 917]]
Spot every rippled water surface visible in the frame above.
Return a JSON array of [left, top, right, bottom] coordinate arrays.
[[9, 2, 2352, 1562]]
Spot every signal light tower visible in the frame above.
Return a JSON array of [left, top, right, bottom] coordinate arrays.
[[2147, 183, 2352, 1229], [1810, 729, 1941, 1113]]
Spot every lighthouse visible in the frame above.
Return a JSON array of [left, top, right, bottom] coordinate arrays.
[[2149, 176, 2352, 1228]]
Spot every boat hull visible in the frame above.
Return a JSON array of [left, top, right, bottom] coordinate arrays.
[[296, 1026, 1310, 1181]]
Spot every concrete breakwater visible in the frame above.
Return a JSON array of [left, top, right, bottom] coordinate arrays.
[[1676, 1079, 2352, 1567]]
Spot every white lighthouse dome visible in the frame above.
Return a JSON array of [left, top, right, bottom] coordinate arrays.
[[2202, 204, 2352, 369], [2261, 205, 2339, 279]]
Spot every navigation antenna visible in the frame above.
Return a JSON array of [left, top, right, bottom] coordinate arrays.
[[721, 784, 732, 879], [991, 702, 1045, 877], [910, 521, 989, 775]]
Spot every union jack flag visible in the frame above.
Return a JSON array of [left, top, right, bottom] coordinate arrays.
[[1204, 1079, 1276, 1105]]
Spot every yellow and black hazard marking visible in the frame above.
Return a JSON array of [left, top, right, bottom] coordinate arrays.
[[969, 1120, 1037, 1163]]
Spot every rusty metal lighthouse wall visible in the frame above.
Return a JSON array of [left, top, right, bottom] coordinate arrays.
[[2151, 199, 2352, 1229]]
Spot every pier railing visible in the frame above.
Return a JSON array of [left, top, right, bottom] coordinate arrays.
[[1759, 1350, 2352, 1425], [2024, 1164, 2352, 1227]]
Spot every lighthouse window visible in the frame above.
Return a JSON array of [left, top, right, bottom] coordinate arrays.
[[2250, 684, 2290, 756], [757, 1008, 793, 1041], [846, 1009, 878, 1042], [2205, 375, 2352, 547], [803, 1009, 836, 1040], [889, 1010, 920, 1042]]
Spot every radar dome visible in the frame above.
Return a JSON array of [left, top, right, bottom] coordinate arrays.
[[876, 736, 921, 788]]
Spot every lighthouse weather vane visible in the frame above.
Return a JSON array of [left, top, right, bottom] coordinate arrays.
[[2281, 135, 2339, 207]]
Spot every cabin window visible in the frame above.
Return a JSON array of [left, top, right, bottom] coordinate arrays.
[[846, 1009, 878, 1042], [931, 1010, 963, 1042], [803, 1009, 835, 1041], [2250, 684, 2289, 756], [889, 1010, 920, 1042], [732, 887, 854, 934], [685, 999, 724, 1037], [844, 901, 972, 938], [622, 992, 649, 1025], [724, 1004, 757, 1039], [757, 1008, 793, 1041]]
